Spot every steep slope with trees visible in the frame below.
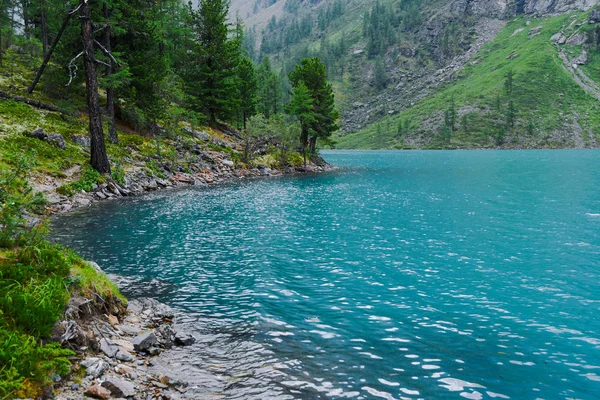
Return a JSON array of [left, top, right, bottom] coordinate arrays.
[[231, 0, 600, 149]]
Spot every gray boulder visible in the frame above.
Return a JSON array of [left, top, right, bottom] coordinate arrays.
[[116, 350, 134, 362], [590, 8, 600, 23], [567, 32, 588, 46], [101, 377, 136, 398], [174, 331, 196, 346], [81, 357, 109, 378], [28, 127, 47, 140], [47, 133, 66, 150], [573, 49, 588, 65], [71, 135, 91, 147], [131, 332, 158, 352], [99, 338, 120, 358]]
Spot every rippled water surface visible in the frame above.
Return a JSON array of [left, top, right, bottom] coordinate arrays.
[[52, 150, 600, 399]]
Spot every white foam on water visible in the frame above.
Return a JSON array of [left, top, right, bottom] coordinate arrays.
[[460, 391, 483, 400], [487, 391, 510, 399], [378, 378, 400, 387], [400, 387, 420, 395], [438, 378, 485, 392], [362, 386, 397, 400]]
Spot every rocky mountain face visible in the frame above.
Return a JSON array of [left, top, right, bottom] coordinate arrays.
[[451, 0, 596, 18]]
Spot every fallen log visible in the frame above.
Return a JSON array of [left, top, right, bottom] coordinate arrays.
[[0, 90, 79, 117]]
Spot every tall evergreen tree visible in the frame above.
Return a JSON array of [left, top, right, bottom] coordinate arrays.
[[286, 83, 315, 164], [187, 0, 239, 125], [289, 57, 339, 154], [237, 56, 257, 129]]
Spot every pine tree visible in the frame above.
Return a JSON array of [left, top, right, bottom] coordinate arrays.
[[289, 57, 339, 154], [188, 0, 239, 125], [286, 83, 315, 164], [374, 56, 387, 90], [237, 57, 257, 129]]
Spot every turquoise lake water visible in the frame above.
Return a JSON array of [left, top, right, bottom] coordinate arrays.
[[52, 150, 600, 399]]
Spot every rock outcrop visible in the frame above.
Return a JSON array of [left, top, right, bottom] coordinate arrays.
[[452, 0, 596, 18]]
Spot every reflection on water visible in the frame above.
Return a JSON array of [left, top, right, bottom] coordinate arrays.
[[52, 150, 600, 399]]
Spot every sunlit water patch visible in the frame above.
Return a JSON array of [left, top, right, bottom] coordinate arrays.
[[52, 150, 600, 399]]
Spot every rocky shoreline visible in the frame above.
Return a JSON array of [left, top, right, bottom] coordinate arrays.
[[27, 126, 334, 215], [33, 138, 335, 399], [51, 279, 199, 400]]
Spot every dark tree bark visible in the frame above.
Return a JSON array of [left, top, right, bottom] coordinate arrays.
[[309, 136, 317, 156], [81, 0, 111, 174], [27, 9, 73, 94], [0, 22, 3, 68], [40, 0, 49, 56], [103, 3, 117, 144]]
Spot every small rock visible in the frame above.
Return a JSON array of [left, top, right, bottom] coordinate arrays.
[[101, 377, 136, 398], [222, 159, 235, 168], [71, 135, 91, 147], [81, 357, 109, 378], [47, 133, 66, 150], [148, 346, 161, 356], [510, 27, 524, 37], [99, 338, 120, 358], [131, 332, 158, 352], [28, 127, 47, 140], [116, 324, 141, 336], [116, 364, 134, 375], [71, 384, 80, 391], [116, 350, 134, 362], [107, 314, 119, 326], [174, 331, 195, 347], [573, 49, 588, 65], [567, 32, 588, 46], [84, 384, 111, 399]]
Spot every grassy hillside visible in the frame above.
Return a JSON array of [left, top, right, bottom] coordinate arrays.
[[336, 12, 600, 149]]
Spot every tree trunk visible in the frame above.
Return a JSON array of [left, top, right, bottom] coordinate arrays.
[[309, 136, 317, 156], [103, 3, 118, 144], [27, 9, 73, 93], [0, 21, 3, 68], [40, 0, 49, 56], [81, 1, 110, 174]]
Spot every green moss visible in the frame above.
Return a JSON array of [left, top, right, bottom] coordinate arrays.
[[56, 164, 103, 197]]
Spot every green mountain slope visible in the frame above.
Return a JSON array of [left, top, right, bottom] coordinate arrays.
[[232, 0, 600, 149], [336, 12, 600, 149]]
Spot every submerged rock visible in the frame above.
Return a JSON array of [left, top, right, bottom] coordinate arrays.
[[174, 331, 196, 346]]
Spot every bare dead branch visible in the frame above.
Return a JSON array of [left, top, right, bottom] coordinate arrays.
[[66, 51, 84, 86], [93, 39, 120, 67]]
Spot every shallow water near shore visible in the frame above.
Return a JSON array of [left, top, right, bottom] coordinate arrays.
[[52, 150, 600, 399]]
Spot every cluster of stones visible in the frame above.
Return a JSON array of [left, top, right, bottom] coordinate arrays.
[[54, 299, 195, 400]]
